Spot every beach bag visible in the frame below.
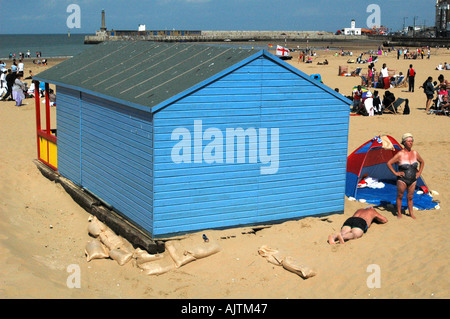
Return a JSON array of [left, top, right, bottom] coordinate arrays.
[[403, 99, 410, 115]]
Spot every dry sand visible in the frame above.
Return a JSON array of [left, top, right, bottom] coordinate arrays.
[[0, 43, 449, 299]]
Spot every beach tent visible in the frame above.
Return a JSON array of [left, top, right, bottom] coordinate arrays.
[[346, 136, 438, 210]]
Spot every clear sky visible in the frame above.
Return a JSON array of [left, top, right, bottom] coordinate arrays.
[[0, 0, 436, 34]]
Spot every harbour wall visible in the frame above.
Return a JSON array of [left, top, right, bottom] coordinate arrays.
[[84, 31, 371, 44]]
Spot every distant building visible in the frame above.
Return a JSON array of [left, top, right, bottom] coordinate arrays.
[[436, 0, 450, 37], [344, 20, 362, 36]]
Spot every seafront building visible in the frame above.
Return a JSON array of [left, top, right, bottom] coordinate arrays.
[[436, 0, 450, 37]]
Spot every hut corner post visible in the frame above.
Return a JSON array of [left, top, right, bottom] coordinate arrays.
[[34, 80, 41, 161]]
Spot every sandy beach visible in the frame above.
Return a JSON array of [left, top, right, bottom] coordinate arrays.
[[0, 42, 449, 300]]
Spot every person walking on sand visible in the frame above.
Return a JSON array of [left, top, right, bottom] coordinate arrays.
[[12, 74, 26, 106], [386, 133, 425, 220], [419, 77, 438, 112], [328, 207, 388, 244], [1, 69, 15, 101], [380, 63, 389, 89], [407, 64, 416, 92]]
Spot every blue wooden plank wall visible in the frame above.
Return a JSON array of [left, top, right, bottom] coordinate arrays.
[[56, 86, 82, 185], [80, 93, 154, 234], [152, 56, 349, 237]]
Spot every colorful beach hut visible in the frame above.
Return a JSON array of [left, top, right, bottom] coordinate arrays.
[[33, 41, 351, 238]]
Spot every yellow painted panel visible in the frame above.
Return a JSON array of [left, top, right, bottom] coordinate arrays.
[[39, 137, 48, 162], [48, 141, 58, 168], [48, 142, 58, 168]]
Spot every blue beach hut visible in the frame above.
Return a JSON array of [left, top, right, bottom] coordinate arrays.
[[34, 41, 351, 239]]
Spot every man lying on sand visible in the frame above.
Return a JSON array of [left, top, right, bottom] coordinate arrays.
[[328, 207, 388, 244]]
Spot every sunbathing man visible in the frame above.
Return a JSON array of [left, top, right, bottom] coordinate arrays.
[[328, 207, 388, 244]]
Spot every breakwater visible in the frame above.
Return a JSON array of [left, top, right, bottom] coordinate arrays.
[[84, 31, 371, 44]]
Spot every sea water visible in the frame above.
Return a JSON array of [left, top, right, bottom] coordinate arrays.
[[0, 33, 92, 60]]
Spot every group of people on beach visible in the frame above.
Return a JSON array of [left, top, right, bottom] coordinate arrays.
[[435, 62, 450, 70], [0, 59, 34, 106], [420, 74, 449, 113], [352, 59, 449, 115], [397, 47, 431, 60], [329, 133, 424, 245], [8, 51, 41, 59]]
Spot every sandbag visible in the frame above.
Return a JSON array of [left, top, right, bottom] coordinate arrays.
[[85, 239, 109, 262], [139, 253, 176, 276], [282, 256, 317, 279], [257, 245, 285, 266], [99, 228, 124, 250], [258, 245, 317, 279], [165, 240, 196, 268], [109, 247, 133, 266], [165, 235, 222, 268], [133, 248, 164, 265], [187, 241, 221, 259], [87, 216, 107, 237]]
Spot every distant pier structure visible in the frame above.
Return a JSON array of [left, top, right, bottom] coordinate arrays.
[[84, 10, 369, 44]]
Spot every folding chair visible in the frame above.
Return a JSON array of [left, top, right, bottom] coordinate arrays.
[[360, 75, 368, 86], [351, 67, 362, 76], [394, 76, 406, 88], [383, 98, 406, 114]]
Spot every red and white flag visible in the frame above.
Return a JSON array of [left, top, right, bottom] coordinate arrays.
[[276, 45, 290, 57]]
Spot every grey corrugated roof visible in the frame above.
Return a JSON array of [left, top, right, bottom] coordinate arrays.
[[34, 41, 257, 109]]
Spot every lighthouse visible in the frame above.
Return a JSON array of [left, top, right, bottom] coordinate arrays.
[[100, 9, 107, 32]]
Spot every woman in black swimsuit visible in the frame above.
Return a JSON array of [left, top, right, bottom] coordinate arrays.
[[387, 133, 425, 219]]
